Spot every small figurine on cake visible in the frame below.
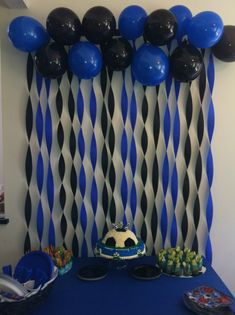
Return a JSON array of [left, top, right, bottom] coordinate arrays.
[[95, 222, 145, 260]]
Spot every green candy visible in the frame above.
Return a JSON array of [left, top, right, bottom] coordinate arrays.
[[183, 262, 192, 276], [166, 260, 173, 274], [156, 247, 202, 276], [174, 262, 182, 276], [191, 259, 199, 275]]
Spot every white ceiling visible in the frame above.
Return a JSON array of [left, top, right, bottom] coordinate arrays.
[[0, 0, 30, 9]]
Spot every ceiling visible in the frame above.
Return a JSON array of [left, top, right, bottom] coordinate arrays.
[[0, 0, 30, 9]]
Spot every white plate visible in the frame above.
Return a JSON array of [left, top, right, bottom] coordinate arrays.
[[0, 274, 28, 297], [157, 265, 206, 278]]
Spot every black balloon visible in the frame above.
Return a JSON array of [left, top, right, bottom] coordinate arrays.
[[212, 25, 235, 62], [102, 38, 133, 71], [170, 44, 203, 82], [34, 42, 68, 79], [144, 9, 177, 46], [82, 6, 116, 44], [46, 7, 81, 45]]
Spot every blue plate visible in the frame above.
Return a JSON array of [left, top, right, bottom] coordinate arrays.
[[14, 251, 54, 288], [184, 286, 233, 310]]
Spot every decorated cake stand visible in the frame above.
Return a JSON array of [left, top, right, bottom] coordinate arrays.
[[95, 223, 146, 269]]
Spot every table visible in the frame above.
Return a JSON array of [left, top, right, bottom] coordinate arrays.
[[29, 256, 235, 315]]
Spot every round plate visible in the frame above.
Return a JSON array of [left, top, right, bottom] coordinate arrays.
[[160, 265, 206, 278], [14, 251, 54, 286], [130, 264, 161, 280], [77, 265, 108, 281], [0, 274, 28, 297]]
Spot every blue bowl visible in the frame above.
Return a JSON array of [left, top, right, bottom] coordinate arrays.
[[14, 251, 54, 288]]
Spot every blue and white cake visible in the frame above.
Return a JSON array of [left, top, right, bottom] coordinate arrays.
[[95, 223, 145, 260]]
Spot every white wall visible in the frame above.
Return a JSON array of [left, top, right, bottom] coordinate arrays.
[[0, 0, 235, 294], [211, 55, 235, 293], [0, 44, 3, 188]]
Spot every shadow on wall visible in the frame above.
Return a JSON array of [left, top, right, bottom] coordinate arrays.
[[0, 0, 29, 8], [0, 186, 4, 218], [0, 0, 8, 8]]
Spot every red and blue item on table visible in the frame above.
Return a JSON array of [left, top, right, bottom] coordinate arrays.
[[184, 285, 233, 309]]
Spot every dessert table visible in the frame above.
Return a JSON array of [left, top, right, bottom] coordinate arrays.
[[29, 256, 235, 315]]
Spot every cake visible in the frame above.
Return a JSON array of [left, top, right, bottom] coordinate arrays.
[[95, 223, 145, 260], [156, 247, 203, 276]]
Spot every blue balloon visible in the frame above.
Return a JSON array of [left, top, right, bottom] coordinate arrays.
[[187, 11, 224, 48], [132, 44, 169, 86], [170, 5, 192, 42], [8, 16, 49, 52], [68, 42, 103, 79], [118, 5, 147, 40]]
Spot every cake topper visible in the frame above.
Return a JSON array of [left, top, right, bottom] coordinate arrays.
[[112, 222, 130, 231]]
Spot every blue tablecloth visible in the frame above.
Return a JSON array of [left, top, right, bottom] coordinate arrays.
[[29, 256, 235, 315]]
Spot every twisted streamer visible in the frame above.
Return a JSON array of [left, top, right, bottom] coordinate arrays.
[[170, 80, 180, 247], [192, 52, 207, 253], [56, 77, 67, 248], [100, 67, 110, 236], [45, 79, 55, 246], [67, 72, 79, 256], [151, 85, 160, 254], [121, 71, 128, 226], [77, 80, 88, 256], [24, 53, 34, 253], [162, 41, 180, 249], [161, 75, 172, 248], [90, 81, 98, 249], [181, 83, 193, 246], [205, 52, 215, 263], [140, 86, 148, 244], [36, 72, 44, 248], [130, 40, 137, 233], [107, 70, 116, 224]]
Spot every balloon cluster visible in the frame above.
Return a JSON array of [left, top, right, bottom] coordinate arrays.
[[8, 6, 235, 85]]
